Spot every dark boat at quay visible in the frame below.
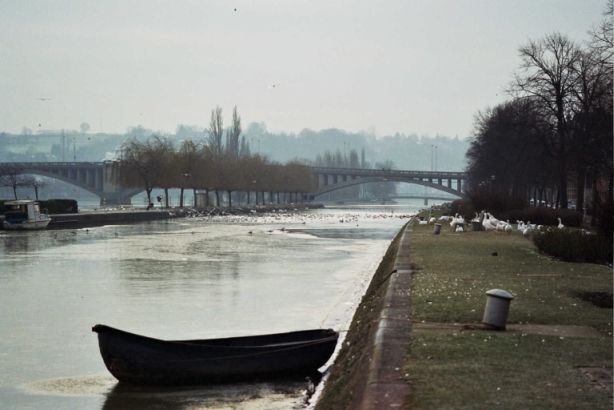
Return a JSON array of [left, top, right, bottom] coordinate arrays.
[[92, 324, 339, 385]]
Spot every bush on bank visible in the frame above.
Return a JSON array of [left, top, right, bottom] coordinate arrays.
[[532, 229, 612, 264]]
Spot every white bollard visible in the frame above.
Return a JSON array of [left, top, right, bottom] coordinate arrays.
[[482, 289, 514, 330]]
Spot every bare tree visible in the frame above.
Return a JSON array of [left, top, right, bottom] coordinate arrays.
[[569, 46, 613, 212], [177, 139, 201, 207], [119, 136, 174, 207], [0, 165, 25, 199], [208, 106, 224, 157], [225, 106, 241, 160], [589, 0, 613, 64], [513, 33, 582, 208], [239, 136, 251, 158], [26, 177, 46, 200]]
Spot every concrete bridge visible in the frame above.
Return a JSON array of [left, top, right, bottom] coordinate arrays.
[[310, 167, 466, 199], [0, 161, 139, 205], [0, 162, 467, 204]]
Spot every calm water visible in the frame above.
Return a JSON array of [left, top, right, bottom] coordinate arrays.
[[0, 203, 430, 409]]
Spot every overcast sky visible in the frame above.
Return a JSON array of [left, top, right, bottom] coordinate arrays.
[[0, 0, 606, 138]]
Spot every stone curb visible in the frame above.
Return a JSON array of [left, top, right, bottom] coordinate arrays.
[[358, 224, 412, 409]]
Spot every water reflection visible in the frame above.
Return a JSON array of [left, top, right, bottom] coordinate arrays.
[[101, 379, 308, 410]]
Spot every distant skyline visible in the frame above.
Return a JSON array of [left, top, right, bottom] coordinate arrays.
[[0, 0, 607, 138]]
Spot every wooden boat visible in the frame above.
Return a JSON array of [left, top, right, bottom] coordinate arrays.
[[2, 200, 51, 230], [92, 324, 339, 385]]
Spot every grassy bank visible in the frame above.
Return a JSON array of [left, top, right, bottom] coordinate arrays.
[[405, 223, 612, 409], [316, 225, 405, 409]]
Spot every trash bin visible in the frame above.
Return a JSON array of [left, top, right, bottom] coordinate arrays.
[[482, 289, 514, 330], [433, 223, 442, 235]]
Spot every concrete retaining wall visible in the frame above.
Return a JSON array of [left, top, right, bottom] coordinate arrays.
[[358, 224, 412, 409]]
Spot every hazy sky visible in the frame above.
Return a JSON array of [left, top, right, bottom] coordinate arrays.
[[0, 0, 606, 138]]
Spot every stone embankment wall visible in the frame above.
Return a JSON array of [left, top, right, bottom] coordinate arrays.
[[316, 222, 412, 409]]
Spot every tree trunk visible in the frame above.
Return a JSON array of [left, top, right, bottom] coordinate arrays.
[[227, 190, 233, 208], [215, 190, 220, 207], [12, 184, 17, 199], [164, 188, 169, 208], [180, 188, 185, 208], [576, 167, 586, 212], [146, 188, 153, 208], [558, 156, 568, 209], [591, 178, 599, 227], [34, 186, 39, 200], [204, 189, 210, 207]]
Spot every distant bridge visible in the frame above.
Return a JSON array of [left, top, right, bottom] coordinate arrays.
[[0, 162, 467, 204], [0, 161, 139, 204], [309, 167, 466, 199]]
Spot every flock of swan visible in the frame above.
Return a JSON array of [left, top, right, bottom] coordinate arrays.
[[417, 211, 566, 236]]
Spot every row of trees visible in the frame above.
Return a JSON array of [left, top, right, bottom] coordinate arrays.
[[466, 3, 612, 231], [119, 107, 312, 207]]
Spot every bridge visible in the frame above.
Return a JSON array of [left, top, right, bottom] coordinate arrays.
[[310, 167, 466, 199], [0, 162, 467, 204], [0, 161, 139, 205]]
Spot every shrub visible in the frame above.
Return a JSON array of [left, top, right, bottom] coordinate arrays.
[[503, 207, 581, 227], [466, 188, 526, 214], [532, 229, 613, 265], [450, 199, 475, 220]]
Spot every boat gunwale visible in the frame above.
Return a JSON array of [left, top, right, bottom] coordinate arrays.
[[92, 324, 339, 350]]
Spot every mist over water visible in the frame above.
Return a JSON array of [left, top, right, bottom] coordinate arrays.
[[0, 203, 430, 409]]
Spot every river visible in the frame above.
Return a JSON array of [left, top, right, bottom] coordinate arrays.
[[0, 202, 434, 409]]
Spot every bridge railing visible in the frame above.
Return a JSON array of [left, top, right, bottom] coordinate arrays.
[[0, 162, 105, 168], [309, 166, 466, 179]]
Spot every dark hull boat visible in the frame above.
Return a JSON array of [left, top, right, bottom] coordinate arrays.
[[92, 324, 339, 385]]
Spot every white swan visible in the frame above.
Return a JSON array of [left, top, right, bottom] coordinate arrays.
[[557, 217, 564, 229], [482, 213, 496, 231], [504, 220, 513, 233]]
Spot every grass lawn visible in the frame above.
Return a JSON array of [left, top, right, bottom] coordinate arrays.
[[405, 223, 612, 409]]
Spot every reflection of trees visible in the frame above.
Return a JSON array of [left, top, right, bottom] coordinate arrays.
[[2, 232, 33, 253]]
